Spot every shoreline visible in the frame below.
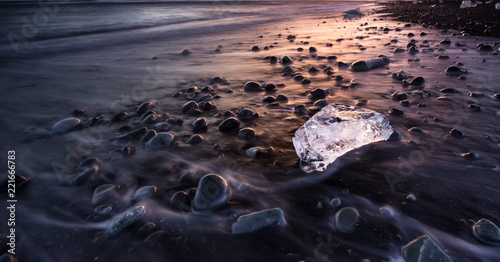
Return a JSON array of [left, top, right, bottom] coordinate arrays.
[[377, 0, 500, 38]]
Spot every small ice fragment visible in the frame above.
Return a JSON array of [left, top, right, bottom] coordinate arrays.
[[293, 105, 393, 173], [460, 0, 476, 8], [342, 8, 365, 18]]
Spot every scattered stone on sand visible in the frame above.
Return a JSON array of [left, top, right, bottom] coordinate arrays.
[[301, 78, 311, 85], [140, 130, 157, 143], [192, 174, 231, 213], [294, 104, 307, 114], [243, 81, 263, 92], [392, 70, 408, 80], [180, 101, 199, 113], [136, 102, 154, 115], [310, 88, 326, 99], [156, 123, 172, 132], [389, 107, 404, 116], [468, 104, 483, 112], [192, 117, 208, 133], [186, 134, 204, 145], [280, 55, 293, 64], [264, 83, 277, 92], [408, 127, 424, 134], [133, 186, 157, 201], [403, 235, 453, 262], [388, 130, 403, 141], [146, 132, 175, 149], [379, 206, 395, 218], [232, 208, 287, 234], [392, 91, 408, 101], [72, 167, 98, 185], [477, 44, 494, 52], [468, 92, 486, 98], [218, 117, 241, 133], [351, 55, 389, 71], [251, 46, 260, 51], [400, 100, 411, 107], [472, 218, 500, 245], [334, 207, 359, 233], [111, 112, 129, 123], [246, 147, 266, 159], [409, 76, 426, 87], [276, 94, 288, 101], [141, 113, 159, 125], [236, 108, 258, 120], [78, 157, 100, 170], [92, 184, 120, 206], [462, 151, 479, 160], [121, 145, 135, 157], [238, 127, 256, 140], [106, 205, 146, 238], [262, 96, 277, 103], [170, 191, 190, 210], [52, 118, 83, 134], [450, 128, 465, 138], [439, 87, 458, 93], [181, 49, 192, 55], [446, 65, 468, 76], [313, 99, 328, 108]]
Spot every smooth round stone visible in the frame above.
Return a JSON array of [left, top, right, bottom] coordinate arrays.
[[106, 205, 146, 238], [308, 66, 320, 74], [446, 66, 467, 75], [210, 76, 224, 84], [450, 128, 465, 138], [310, 88, 326, 99], [111, 112, 129, 123], [243, 81, 263, 92], [139, 222, 157, 234], [268, 56, 278, 64], [251, 45, 260, 51], [180, 101, 199, 113], [192, 117, 208, 133], [301, 78, 311, 85], [52, 118, 82, 134], [329, 197, 341, 208], [238, 128, 256, 140], [264, 83, 277, 92], [439, 87, 457, 93], [246, 147, 265, 159], [136, 102, 154, 115], [92, 184, 120, 206], [199, 101, 217, 111], [236, 108, 257, 120], [170, 191, 190, 210], [379, 206, 395, 218], [196, 94, 213, 102], [181, 49, 192, 55], [334, 207, 359, 233], [294, 104, 307, 114], [218, 117, 240, 132], [262, 96, 277, 103], [468, 92, 486, 98], [231, 208, 287, 234], [392, 91, 407, 101], [276, 94, 288, 101], [95, 205, 112, 214], [477, 44, 494, 52], [140, 130, 157, 143], [410, 76, 426, 86], [133, 186, 157, 201], [146, 132, 175, 149], [408, 127, 424, 134], [309, 46, 317, 53], [400, 100, 411, 107], [192, 174, 231, 213], [115, 127, 148, 142], [473, 218, 500, 245], [388, 130, 403, 141], [186, 134, 204, 144], [389, 108, 404, 116]]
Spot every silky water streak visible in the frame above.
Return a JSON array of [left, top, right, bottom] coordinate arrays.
[[293, 105, 393, 173]]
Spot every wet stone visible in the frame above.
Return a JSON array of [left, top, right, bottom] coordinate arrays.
[[156, 123, 172, 132], [144, 231, 167, 246], [251, 46, 260, 51], [477, 44, 494, 52], [310, 88, 326, 99], [219, 117, 241, 133], [141, 114, 158, 125], [410, 76, 426, 87], [238, 127, 256, 140], [334, 207, 359, 233], [392, 70, 408, 80], [494, 93, 500, 99], [78, 157, 100, 169], [192, 117, 208, 133], [192, 174, 231, 213], [133, 186, 157, 201], [280, 55, 293, 64], [468, 104, 483, 112], [72, 167, 98, 185], [276, 94, 288, 101], [400, 100, 411, 107], [180, 101, 199, 113], [200, 101, 217, 111], [181, 49, 192, 55], [170, 191, 190, 210], [408, 127, 424, 134], [146, 132, 175, 149], [232, 208, 287, 234], [468, 92, 486, 98], [450, 128, 465, 138], [243, 81, 263, 92], [236, 108, 258, 120], [301, 79, 311, 85], [136, 102, 154, 115], [111, 112, 129, 123], [186, 134, 204, 144], [472, 218, 500, 245], [440, 87, 457, 93], [446, 66, 467, 76], [294, 104, 307, 114], [389, 108, 404, 116], [246, 147, 265, 159], [106, 205, 146, 238], [262, 96, 277, 103], [264, 83, 277, 92], [313, 99, 328, 108], [462, 151, 479, 160], [402, 235, 453, 262], [140, 130, 157, 143], [52, 118, 83, 134], [121, 145, 135, 157], [92, 184, 120, 206], [392, 91, 407, 101]]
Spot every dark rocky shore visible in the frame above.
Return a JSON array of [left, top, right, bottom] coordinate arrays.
[[378, 0, 500, 37]]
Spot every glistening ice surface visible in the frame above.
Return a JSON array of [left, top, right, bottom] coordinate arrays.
[[293, 105, 393, 173]]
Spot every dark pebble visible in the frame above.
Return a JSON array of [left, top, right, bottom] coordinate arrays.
[[408, 127, 424, 134], [186, 134, 204, 144], [446, 66, 467, 76], [116, 127, 148, 142], [282, 66, 293, 74], [219, 117, 241, 132], [450, 128, 465, 138], [236, 108, 258, 120], [439, 87, 457, 93], [192, 174, 231, 213], [199, 101, 217, 111], [309, 46, 317, 53], [468, 104, 483, 112], [181, 49, 192, 55], [310, 88, 326, 99], [313, 99, 328, 108], [294, 104, 307, 114], [462, 152, 479, 160], [264, 83, 277, 92], [400, 100, 411, 107], [111, 112, 129, 123], [262, 96, 277, 103], [192, 117, 208, 133], [136, 102, 154, 115], [410, 76, 426, 87], [180, 101, 199, 113], [468, 92, 486, 98], [301, 78, 311, 85], [280, 55, 293, 64], [389, 107, 404, 116], [238, 127, 256, 140], [251, 46, 260, 51], [243, 81, 263, 92], [276, 94, 288, 101], [392, 91, 407, 101], [210, 76, 224, 84], [120, 145, 135, 157], [388, 130, 402, 141], [170, 191, 190, 210]]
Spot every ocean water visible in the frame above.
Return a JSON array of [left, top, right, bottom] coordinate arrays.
[[1, 1, 500, 262]]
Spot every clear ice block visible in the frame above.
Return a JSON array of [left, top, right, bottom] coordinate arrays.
[[293, 105, 393, 173]]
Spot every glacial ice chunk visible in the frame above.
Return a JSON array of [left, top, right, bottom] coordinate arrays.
[[293, 105, 393, 173]]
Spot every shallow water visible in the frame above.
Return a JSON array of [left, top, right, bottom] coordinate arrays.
[[1, 1, 500, 262]]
